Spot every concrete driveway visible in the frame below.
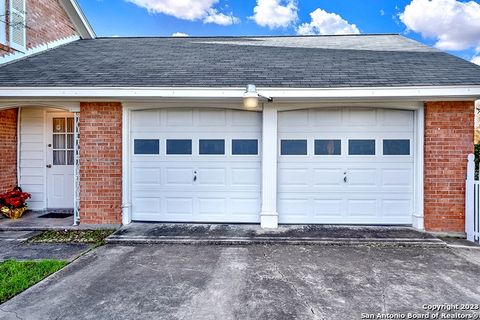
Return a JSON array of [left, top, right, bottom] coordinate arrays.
[[1, 244, 480, 320]]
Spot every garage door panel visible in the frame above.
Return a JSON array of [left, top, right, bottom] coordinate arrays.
[[381, 169, 412, 187], [382, 199, 413, 217], [165, 198, 194, 215], [165, 168, 194, 186], [231, 168, 261, 186], [347, 109, 377, 125], [166, 109, 193, 126], [197, 168, 226, 186], [313, 169, 343, 186], [346, 199, 378, 217], [313, 109, 342, 126], [279, 168, 309, 186], [313, 199, 343, 217], [230, 198, 261, 215], [199, 109, 226, 126], [133, 168, 161, 185], [198, 198, 226, 215]]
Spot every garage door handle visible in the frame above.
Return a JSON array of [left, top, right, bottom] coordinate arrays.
[[193, 171, 197, 182], [344, 176, 347, 183]]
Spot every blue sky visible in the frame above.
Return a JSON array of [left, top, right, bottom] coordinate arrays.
[[78, 0, 480, 63]]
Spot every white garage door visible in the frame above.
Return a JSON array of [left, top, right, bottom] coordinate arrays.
[[131, 108, 261, 223], [278, 108, 414, 225]]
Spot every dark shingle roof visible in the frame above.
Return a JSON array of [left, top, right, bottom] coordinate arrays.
[[0, 34, 479, 88]]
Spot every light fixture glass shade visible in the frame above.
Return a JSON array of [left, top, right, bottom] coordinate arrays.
[[244, 84, 258, 109], [243, 94, 259, 109]]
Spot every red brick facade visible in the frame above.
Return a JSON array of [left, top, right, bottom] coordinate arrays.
[[424, 101, 474, 232], [1, 0, 77, 56], [0, 108, 17, 192], [79, 102, 122, 225]]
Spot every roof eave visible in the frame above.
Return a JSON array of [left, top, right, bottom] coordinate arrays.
[[0, 85, 479, 101]]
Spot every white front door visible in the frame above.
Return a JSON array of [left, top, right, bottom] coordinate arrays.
[[46, 114, 74, 209], [131, 108, 262, 223], [278, 108, 414, 224]]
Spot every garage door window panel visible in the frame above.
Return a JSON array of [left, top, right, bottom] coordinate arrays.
[[315, 140, 341, 155], [383, 140, 410, 156], [281, 140, 308, 155], [167, 139, 192, 155], [134, 139, 160, 155], [232, 139, 258, 155], [200, 139, 225, 155], [348, 140, 375, 155]]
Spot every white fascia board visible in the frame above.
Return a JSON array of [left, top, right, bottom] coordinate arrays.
[[59, 0, 96, 39], [0, 85, 479, 100]]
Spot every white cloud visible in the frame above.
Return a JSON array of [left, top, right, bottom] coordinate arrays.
[[126, 0, 239, 25], [297, 8, 360, 35], [204, 9, 240, 25], [252, 0, 298, 29], [172, 32, 189, 37], [380, 9, 385, 16], [472, 55, 480, 65], [400, 0, 480, 51]]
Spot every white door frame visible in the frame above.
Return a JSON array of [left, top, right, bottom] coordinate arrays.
[[121, 101, 425, 229]]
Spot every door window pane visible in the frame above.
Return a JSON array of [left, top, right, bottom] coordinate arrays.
[[67, 134, 74, 149], [199, 140, 225, 155], [383, 139, 410, 155], [348, 140, 375, 155], [134, 139, 159, 155], [281, 140, 307, 155], [167, 139, 192, 155], [67, 118, 74, 133], [232, 139, 258, 155], [53, 150, 66, 165], [315, 140, 341, 155], [53, 118, 65, 133], [53, 135, 65, 149], [67, 150, 74, 165]]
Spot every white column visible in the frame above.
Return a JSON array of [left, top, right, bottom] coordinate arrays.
[[260, 104, 278, 228], [413, 105, 424, 230]]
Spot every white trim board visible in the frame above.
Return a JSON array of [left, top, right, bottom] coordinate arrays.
[[0, 35, 79, 66], [58, 0, 95, 39], [0, 85, 479, 101]]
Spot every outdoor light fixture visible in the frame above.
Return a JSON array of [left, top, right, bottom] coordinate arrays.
[[243, 84, 273, 109]]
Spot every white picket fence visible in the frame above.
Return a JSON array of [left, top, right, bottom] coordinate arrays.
[[466, 154, 480, 243]]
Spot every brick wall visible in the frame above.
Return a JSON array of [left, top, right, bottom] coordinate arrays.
[[424, 101, 474, 232], [1, 0, 77, 56], [0, 108, 17, 192], [80, 102, 122, 225]]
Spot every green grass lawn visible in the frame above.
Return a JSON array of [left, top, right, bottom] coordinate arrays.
[[0, 260, 67, 303]]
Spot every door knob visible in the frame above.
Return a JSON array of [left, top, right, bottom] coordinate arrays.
[[46, 164, 52, 168]]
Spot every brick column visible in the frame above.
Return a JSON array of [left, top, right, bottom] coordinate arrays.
[[424, 101, 474, 232], [80, 102, 122, 225], [0, 108, 17, 192]]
